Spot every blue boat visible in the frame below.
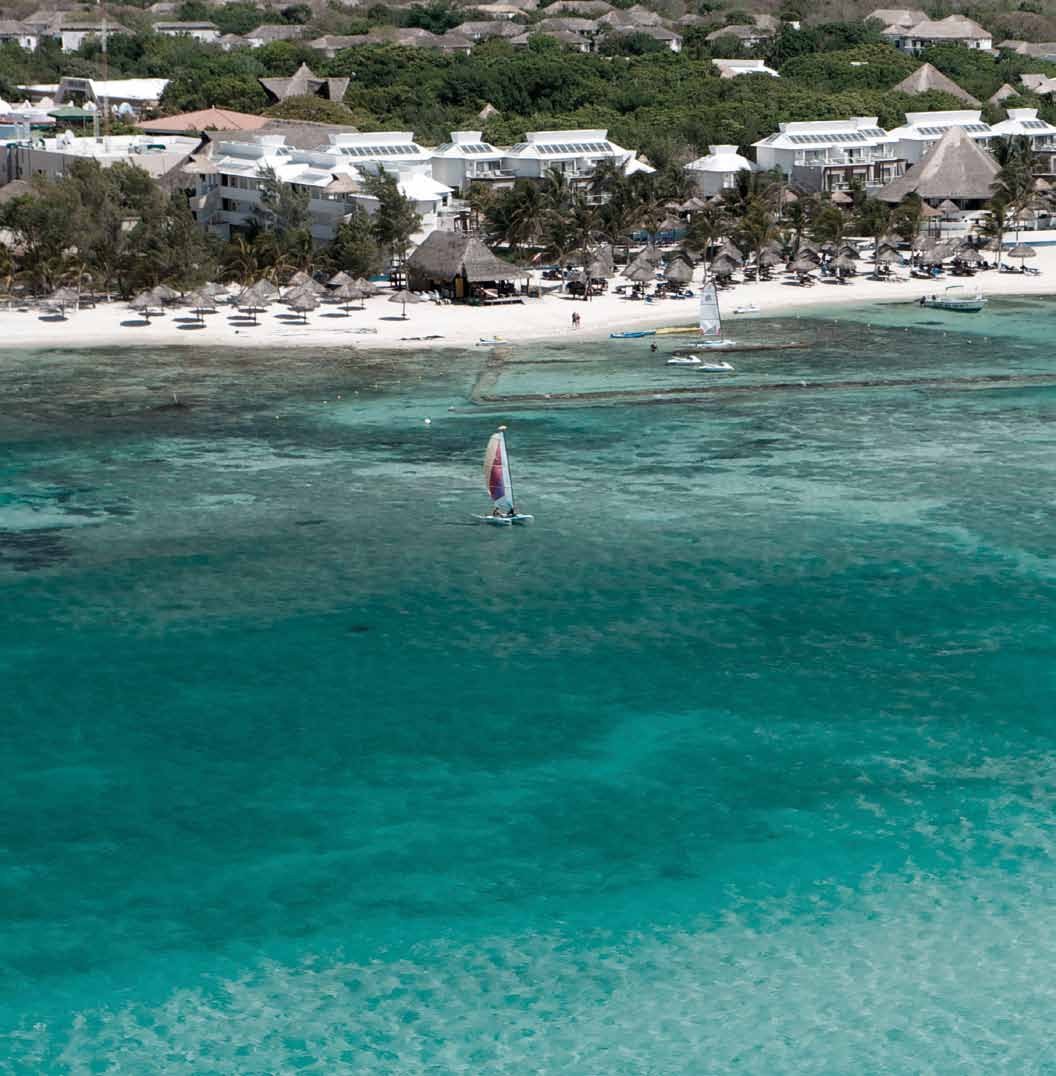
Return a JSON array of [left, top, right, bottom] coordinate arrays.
[[609, 330, 656, 339]]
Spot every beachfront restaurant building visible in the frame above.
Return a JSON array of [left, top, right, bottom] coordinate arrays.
[[753, 117, 905, 193], [406, 231, 530, 301], [191, 131, 455, 243]]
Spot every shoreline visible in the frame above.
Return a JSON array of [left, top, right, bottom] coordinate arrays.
[[3, 250, 1055, 353]]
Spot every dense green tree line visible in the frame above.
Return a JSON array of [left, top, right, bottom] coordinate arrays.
[[0, 160, 425, 294], [6, 12, 1056, 162]]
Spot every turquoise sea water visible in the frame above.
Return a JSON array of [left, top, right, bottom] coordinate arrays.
[[2, 300, 1055, 1073]]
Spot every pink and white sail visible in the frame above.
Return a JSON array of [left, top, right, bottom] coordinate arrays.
[[483, 429, 514, 511]]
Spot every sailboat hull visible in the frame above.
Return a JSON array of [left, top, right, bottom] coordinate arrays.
[[474, 514, 534, 526]]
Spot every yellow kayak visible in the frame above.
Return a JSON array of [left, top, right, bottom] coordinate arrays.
[[654, 326, 699, 336]]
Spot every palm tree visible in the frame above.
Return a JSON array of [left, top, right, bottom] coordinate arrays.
[[780, 197, 814, 255], [223, 235, 262, 285], [809, 204, 846, 246], [854, 197, 894, 266], [978, 198, 1010, 269], [991, 147, 1039, 246], [682, 203, 728, 278], [541, 166, 572, 217], [566, 189, 600, 261], [733, 200, 777, 270], [597, 182, 644, 263], [721, 168, 782, 220], [484, 181, 545, 253], [891, 192, 925, 247], [465, 182, 496, 232]]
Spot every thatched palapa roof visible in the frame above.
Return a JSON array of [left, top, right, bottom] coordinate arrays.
[[892, 63, 980, 107], [407, 232, 529, 283], [876, 126, 999, 204]]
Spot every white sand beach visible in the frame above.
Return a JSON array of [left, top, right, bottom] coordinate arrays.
[[4, 247, 1056, 352]]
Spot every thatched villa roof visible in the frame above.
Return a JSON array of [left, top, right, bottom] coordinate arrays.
[[407, 232, 529, 282], [876, 126, 999, 203], [892, 63, 980, 106]]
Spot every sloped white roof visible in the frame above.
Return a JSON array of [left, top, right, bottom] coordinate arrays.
[[687, 144, 755, 173], [396, 171, 453, 201], [89, 79, 169, 101], [887, 109, 992, 142], [989, 107, 1056, 138]]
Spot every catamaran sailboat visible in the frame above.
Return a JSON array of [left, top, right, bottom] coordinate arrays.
[[476, 426, 534, 525], [666, 282, 735, 371]]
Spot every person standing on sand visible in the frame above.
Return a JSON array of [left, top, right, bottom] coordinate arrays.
[[571, 311, 580, 329]]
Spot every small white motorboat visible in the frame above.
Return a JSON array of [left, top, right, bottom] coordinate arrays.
[[733, 304, 760, 315], [918, 286, 986, 312], [698, 360, 734, 372], [667, 355, 701, 366], [476, 337, 510, 346]]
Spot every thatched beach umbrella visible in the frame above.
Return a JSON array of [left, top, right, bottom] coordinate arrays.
[[639, 245, 663, 266], [757, 248, 783, 268], [789, 253, 819, 275], [389, 289, 422, 319], [834, 253, 858, 275], [328, 270, 354, 288], [586, 257, 610, 281], [129, 290, 159, 320], [622, 259, 657, 283], [48, 285, 80, 317], [710, 252, 741, 277], [185, 289, 214, 322], [664, 256, 694, 285], [836, 244, 860, 260], [237, 279, 277, 324], [875, 247, 903, 264], [717, 241, 743, 264], [353, 277, 379, 297], [1006, 243, 1037, 266], [286, 270, 315, 289], [289, 276, 326, 297], [286, 290, 318, 323], [956, 246, 983, 264], [332, 281, 365, 313], [152, 283, 180, 304]]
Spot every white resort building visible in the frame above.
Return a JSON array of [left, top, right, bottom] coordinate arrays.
[[502, 130, 649, 182], [712, 59, 778, 79], [685, 145, 755, 195], [753, 117, 905, 193], [879, 14, 992, 53], [187, 126, 650, 240], [1, 129, 200, 184], [886, 110, 994, 164], [153, 20, 220, 43], [193, 132, 453, 243], [429, 132, 510, 193]]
